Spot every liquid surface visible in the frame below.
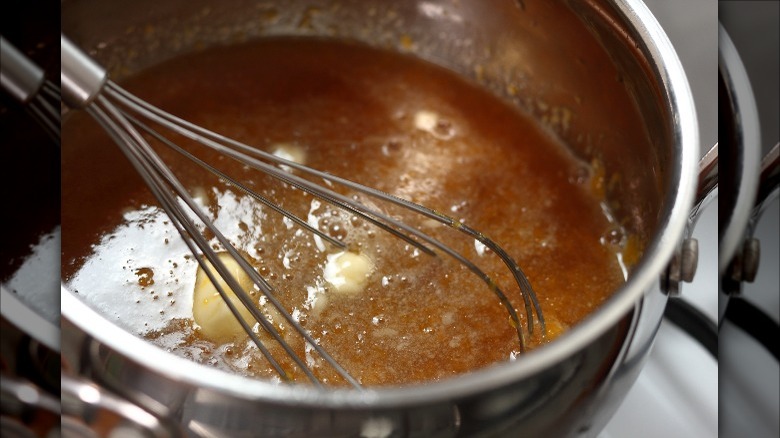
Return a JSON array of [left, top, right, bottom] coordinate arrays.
[[62, 38, 627, 386]]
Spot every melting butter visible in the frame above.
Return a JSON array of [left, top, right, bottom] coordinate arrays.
[[192, 252, 256, 343], [272, 143, 306, 172], [323, 251, 373, 295]]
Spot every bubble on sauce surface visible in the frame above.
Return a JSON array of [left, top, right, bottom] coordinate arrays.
[[381, 139, 403, 156], [568, 163, 591, 185], [135, 267, 155, 286], [600, 225, 626, 248]]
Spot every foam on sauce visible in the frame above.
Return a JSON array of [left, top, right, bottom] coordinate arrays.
[[62, 38, 629, 387]]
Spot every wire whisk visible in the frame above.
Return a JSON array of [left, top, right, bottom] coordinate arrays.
[[60, 35, 544, 388]]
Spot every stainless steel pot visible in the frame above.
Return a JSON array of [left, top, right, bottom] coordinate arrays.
[[60, 1, 699, 436]]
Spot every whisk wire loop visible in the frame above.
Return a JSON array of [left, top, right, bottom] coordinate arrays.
[[25, 81, 61, 143]]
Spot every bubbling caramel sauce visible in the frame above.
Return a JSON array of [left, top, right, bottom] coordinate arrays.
[[62, 38, 628, 387]]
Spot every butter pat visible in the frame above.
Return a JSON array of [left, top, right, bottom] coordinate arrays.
[[272, 143, 306, 172], [324, 251, 373, 295], [413, 110, 454, 140], [414, 110, 439, 133], [192, 252, 256, 343]]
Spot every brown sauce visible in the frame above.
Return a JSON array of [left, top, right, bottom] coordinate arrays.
[[62, 38, 627, 387]]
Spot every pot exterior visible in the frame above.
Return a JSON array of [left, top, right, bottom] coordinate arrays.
[[65, 303, 646, 437]]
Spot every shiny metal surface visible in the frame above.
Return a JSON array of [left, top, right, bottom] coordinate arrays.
[[60, 0, 699, 436], [693, 143, 719, 221], [0, 375, 60, 437], [60, 35, 107, 108], [719, 4, 779, 435], [717, 23, 762, 320], [61, 374, 175, 438], [0, 37, 45, 103], [0, 37, 61, 143]]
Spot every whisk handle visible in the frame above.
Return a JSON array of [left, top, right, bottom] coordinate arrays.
[[61, 35, 107, 108], [0, 36, 45, 103]]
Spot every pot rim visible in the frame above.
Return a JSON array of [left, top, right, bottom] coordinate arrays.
[[60, 0, 699, 409], [1, 286, 60, 352]]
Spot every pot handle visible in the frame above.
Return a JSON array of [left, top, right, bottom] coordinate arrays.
[[722, 142, 780, 293], [664, 142, 779, 297], [691, 143, 719, 225], [661, 143, 718, 296]]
